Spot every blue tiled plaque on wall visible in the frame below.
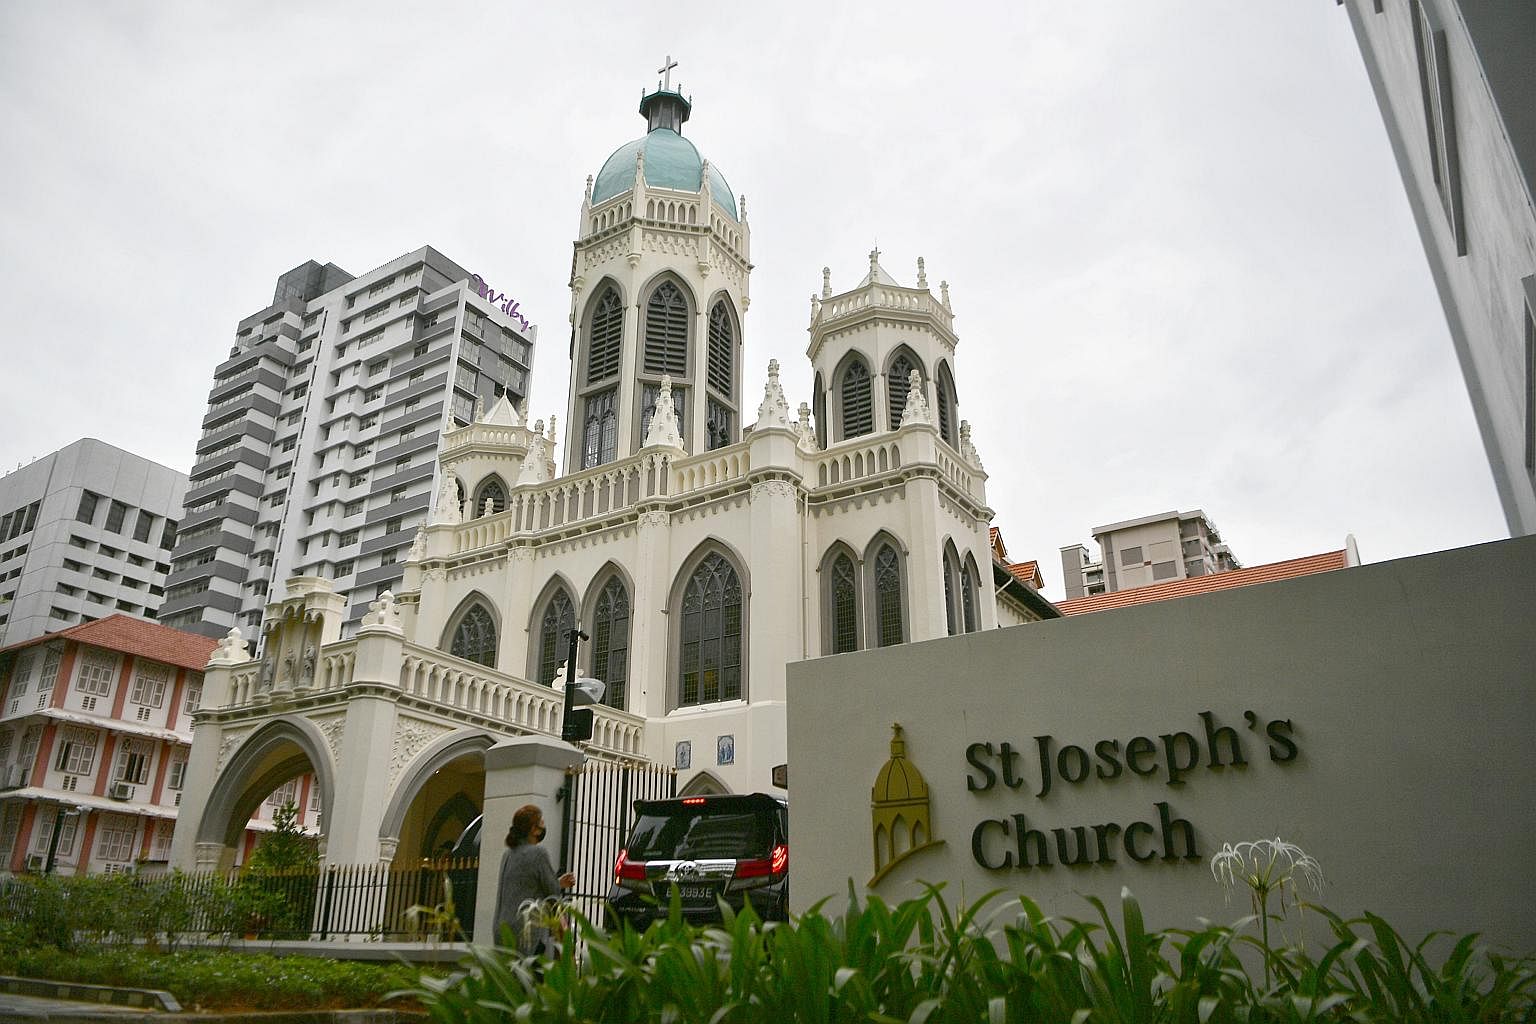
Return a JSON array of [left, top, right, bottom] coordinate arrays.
[[717, 734, 735, 765], [675, 740, 691, 770]]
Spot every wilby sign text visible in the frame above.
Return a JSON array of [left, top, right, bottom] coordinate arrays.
[[471, 274, 531, 333], [966, 709, 1297, 872]]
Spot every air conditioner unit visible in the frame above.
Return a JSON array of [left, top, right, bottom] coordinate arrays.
[[107, 781, 134, 801], [24, 854, 45, 872]]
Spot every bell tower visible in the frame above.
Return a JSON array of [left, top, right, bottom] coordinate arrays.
[[564, 59, 752, 473], [807, 251, 962, 452]]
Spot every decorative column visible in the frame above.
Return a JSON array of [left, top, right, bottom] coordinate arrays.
[[320, 593, 405, 867], [471, 737, 585, 946], [168, 626, 248, 873]]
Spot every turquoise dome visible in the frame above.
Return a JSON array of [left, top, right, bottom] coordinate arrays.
[[591, 128, 738, 221]]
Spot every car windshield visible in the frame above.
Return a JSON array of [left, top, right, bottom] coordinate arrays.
[[627, 806, 772, 861]]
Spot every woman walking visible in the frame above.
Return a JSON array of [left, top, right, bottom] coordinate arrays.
[[494, 804, 576, 955]]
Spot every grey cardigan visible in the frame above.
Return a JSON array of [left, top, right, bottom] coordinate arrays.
[[494, 843, 561, 953]]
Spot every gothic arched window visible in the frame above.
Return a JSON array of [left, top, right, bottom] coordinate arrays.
[[887, 352, 918, 429], [706, 301, 734, 397], [591, 576, 630, 710], [536, 588, 576, 686], [839, 358, 873, 440], [473, 477, 507, 517], [961, 554, 979, 633], [829, 551, 859, 654], [449, 603, 497, 667], [586, 287, 624, 385], [873, 544, 904, 647], [943, 545, 960, 637], [643, 281, 689, 376], [679, 552, 743, 706], [582, 388, 618, 469], [813, 373, 827, 450], [937, 363, 958, 447]]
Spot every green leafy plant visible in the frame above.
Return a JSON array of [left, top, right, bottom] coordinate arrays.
[[406, 885, 1535, 1024]]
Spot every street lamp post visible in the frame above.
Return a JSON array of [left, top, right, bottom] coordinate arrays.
[[560, 628, 593, 743]]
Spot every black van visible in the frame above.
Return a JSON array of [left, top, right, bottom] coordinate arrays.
[[607, 793, 789, 928]]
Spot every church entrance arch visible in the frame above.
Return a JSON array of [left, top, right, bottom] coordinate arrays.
[[378, 730, 494, 866], [195, 717, 335, 872]]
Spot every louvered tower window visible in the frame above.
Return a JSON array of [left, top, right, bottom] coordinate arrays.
[[874, 545, 903, 647], [592, 577, 630, 710], [830, 553, 859, 654], [644, 281, 689, 376], [839, 359, 873, 439], [888, 353, 916, 429], [586, 288, 624, 384], [937, 364, 957, 446], [450, 604, 497, 667], [706, 302, 733, 396], [537, 589, 576, 685], [679, 553, 743, 706]]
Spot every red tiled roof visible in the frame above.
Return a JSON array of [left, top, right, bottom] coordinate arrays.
[[0, 614, 218, 672], [1055, 550, 1349, 616], [1007, 560, 1043, 589]]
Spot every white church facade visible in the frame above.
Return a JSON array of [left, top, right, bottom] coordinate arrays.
[[170, 70, 1007, 874]]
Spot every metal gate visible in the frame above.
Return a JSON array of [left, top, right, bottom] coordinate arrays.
[[558, 760, 676, 925]]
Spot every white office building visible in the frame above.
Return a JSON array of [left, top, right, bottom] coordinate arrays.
[[0, 439, 186, 647]]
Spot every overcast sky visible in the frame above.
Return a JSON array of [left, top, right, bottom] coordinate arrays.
[[0, 2, 1508, 599]]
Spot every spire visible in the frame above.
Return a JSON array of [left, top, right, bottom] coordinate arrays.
[[432, 476, 462, 526], [517, 426, 550, 485], [869, 246, 881, 279], [821, 266, 832, 299], [940, 280, 951, 309], [796, 402, 819, 453], [639, 55, 692, 134], [756, 358, 793, 428], [916, 257, 927, 289], [899, 369, 932, 427], [484, 391, 522, 426], [642, 375, 684, 449]]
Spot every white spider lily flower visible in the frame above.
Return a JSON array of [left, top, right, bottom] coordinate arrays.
[[1211, 837, 1323, 909]]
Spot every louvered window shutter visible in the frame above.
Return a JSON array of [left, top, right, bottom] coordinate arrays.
[[707, 302, 733, 395], [644, 282, 689, 376], [586, 289, 624, 384], [840, 360, 873, 439]]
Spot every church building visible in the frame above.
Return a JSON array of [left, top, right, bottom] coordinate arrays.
[[170, 65, 1012, 874]]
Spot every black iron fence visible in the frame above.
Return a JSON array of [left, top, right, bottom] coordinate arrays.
[[0, 857, 479, 942], [559, 760, 676, 924]]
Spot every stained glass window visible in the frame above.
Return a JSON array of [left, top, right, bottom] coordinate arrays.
[[450, 603, 497, 667], [538, 590, 576, 685], [592, 577, 630, 709], [679, 553, 742, 706], [874, 544, 903, 647]]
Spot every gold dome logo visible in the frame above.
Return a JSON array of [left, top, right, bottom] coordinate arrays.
[[870, 723, 945, 886]]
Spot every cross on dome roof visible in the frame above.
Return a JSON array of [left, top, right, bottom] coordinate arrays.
[[658, 54, 678, 92]]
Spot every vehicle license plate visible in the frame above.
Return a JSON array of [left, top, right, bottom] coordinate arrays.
[[678, 884, 714, 901]]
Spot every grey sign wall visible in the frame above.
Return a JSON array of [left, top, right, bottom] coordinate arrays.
[[787, 536, 1536, 953]]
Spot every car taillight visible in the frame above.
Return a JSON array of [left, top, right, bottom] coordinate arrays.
[[615, 849, 647, 888], [732, 843, 788, 886], [682, 797, 706, 805]]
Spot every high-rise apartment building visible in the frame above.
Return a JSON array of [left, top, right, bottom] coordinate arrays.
[[1342, 0, 1536, 535], [1059, 509, 1239, 600], [0, 439, 186, 647], [157, 247, 535, 638]]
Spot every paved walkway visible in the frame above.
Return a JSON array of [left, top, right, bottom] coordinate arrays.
[[0, 990, 157, 1022]]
